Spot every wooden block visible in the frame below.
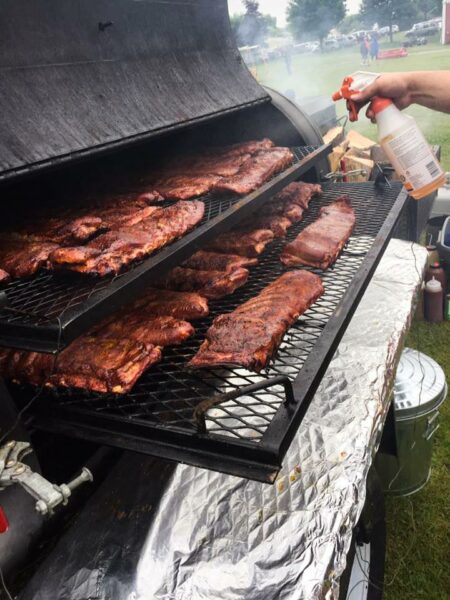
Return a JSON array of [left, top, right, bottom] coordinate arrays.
[[328, 145, 346, 173], [323, 126, 345, 148], [346, 129, 377, 152], [341, 153, 374, 182]]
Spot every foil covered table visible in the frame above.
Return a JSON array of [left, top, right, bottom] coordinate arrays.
[[20, 239, 427, 600]]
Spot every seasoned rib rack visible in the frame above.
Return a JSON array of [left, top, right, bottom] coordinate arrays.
[[49, 200, 205, 276], [189, 271, 324, 371], [281, 196, 356, 269]]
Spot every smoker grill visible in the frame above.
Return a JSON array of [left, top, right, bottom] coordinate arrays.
[[0, 0, 409, 482]]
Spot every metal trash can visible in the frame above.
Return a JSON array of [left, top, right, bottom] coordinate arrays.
[[376, 348, 447, 496]]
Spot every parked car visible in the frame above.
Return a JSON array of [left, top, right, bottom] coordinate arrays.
[[323, 38, 340, 51], [406, 23, 439, 38], [404, 36, 428, 48]]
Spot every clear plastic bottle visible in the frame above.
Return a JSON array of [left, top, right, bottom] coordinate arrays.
[[371, 97, 446, 200]]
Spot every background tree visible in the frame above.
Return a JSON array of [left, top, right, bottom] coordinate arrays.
[[359, 0, 418, 41], [413, 0, 442, 21], [230, 1, 275, 46], [287, 0, 346, 50], [338, 13, 366, 34]]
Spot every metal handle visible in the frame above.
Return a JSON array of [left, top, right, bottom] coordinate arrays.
[[193, 376, 294, 434], [424, 412, 440, 441]]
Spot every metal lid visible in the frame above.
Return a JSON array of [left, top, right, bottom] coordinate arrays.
[[394, 348, 447, 419], [0, 0, 269, 183]]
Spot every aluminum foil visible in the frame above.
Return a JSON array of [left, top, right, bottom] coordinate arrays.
[[20, 239, 427, 600]]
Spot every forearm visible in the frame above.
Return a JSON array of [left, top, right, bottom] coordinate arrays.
[[406, 71, 450, 114]]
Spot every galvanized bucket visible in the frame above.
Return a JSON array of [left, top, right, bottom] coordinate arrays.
[[376, 348, 447, 496]]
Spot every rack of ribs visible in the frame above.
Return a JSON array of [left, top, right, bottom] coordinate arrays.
[[280, 196, 356, 269], [49, 200, 205, 276], [1, 194, 163, 247], [211, 148, 295, 196], [0, 239, 60, 279], [130, 289, 209, 320], [158, 266, 249, 299], [152, 140, 276, 200], [206, 228, 274, 257], [0, 336, 162, 394], [189, 271, 324, 372], [183, 250, 258, 272]]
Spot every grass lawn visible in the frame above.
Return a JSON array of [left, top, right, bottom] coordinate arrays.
[[253, 39, 450, 598], [254, 34, 450, 170]]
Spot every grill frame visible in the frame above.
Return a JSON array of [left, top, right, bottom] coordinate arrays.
[[0, 145, 329, 353], [24, 180, 408, 482]]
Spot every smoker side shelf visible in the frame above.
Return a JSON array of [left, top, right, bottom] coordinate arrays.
[[0, 144, 330, 353], [27, 181, 408, 483]]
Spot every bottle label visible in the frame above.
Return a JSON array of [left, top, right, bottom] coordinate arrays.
[[381, 123, 444, 192]]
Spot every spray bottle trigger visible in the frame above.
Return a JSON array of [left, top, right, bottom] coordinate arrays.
[[346, 99, 364, 122]]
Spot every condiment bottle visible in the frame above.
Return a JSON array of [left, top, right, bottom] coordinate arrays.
[[425, 262, 447, 294], [426, 245, 439, 267], [424, 277, 443, 323]]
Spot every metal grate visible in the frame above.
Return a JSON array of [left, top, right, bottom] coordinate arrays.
[[0, 145, 328, 352], [28, 181, 408, 482]]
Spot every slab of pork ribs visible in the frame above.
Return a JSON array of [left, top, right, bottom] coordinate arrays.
[[49, 200, 205, 276], [206, 228, 274, 257], [129, 289, 209, 320], [189, 270, 324, 372], [158, 266, 250, 299], [280, 196, 355, 269], [153, 139, 276, 200], [211, 147, 295, 196], [183, 250, 258, 273], [0, 337, 162, 394]]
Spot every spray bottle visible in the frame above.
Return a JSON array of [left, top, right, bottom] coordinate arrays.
[[332, 72, 445, 200]]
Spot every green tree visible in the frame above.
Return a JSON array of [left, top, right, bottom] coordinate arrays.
[[287, 0, 347, 50], [339, 13, 366, 34], [413, 0, 442, 21], [359, 0, 418, 41], [231, 1, 272, 46]]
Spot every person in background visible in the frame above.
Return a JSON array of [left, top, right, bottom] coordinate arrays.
[[359, 36, 369, 66], [351, 71, 450, 120], [283, 47, 292, 76], [370, 34, 379, 62]]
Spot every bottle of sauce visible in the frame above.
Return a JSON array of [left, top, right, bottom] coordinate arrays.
[[426, 245, 439, 267], [424, 277, 443, 323], [425, 262, 447, 295]]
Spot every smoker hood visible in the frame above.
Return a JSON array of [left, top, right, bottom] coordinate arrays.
[[0, 0, 269, 182]]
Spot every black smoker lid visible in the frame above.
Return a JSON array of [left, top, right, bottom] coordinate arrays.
[[0, 0, 269, 182]]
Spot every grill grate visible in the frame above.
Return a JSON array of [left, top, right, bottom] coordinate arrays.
[[28, 181, 408, 482], [0, 145, 328, 352]]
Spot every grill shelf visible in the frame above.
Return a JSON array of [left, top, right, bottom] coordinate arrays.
[[0, 145, 329, 353], [26, 181, 408, 482]]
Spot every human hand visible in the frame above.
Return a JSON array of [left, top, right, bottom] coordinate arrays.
[[351, 72, 413, 122]]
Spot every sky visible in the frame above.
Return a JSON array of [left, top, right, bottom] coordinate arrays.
[[227, 0, 362, 27]]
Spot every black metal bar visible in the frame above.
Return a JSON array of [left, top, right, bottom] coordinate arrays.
[[193, 375, 294, 434], [0, 145, 330, 353]]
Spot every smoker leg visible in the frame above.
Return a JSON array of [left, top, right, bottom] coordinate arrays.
[[339, 467, 386, 600]]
